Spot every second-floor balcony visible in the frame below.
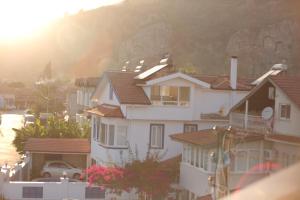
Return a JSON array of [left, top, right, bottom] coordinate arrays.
[[230, 112, 272, 132]]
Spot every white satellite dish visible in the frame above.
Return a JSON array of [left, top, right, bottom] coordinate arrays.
[[262, 107, 273, 120]]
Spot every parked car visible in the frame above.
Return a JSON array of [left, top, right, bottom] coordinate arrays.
[[41, 160, 83, 179]]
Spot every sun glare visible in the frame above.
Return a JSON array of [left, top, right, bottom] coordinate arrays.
[[0, 0, 123, 41]]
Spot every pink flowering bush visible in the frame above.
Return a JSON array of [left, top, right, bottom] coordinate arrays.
[[85, 157, 178, 198]]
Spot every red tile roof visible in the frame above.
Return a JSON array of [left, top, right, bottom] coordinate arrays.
[[106, 71, 151, 105], [170, 130, 218, 146], [270, 75, 300, 108], [192, 75, 253, 91], [170, 129, 264, 146], [266, 134, 300, 145], [87, 104, 124, 118], [24, 138, 90, 154]]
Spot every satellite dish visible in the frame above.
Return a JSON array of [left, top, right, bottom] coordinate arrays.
[[262, 107, 273, 120]]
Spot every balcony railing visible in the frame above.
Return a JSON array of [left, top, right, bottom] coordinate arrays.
[[230, 112, 270, 131]]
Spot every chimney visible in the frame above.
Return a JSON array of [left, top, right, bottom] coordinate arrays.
[[230, 56, 238, 90]]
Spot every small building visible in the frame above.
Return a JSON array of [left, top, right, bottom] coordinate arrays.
[[24, 138, 91, 179], [170, 128, 268, 199]]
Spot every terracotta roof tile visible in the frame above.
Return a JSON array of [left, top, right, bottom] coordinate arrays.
[[24, 138, 90, 154], [192, 75, 254, 91], [266, 134, 300, 145], [87, 104, 124, 118], [170, 129, 264, 146], [170, 130, 217, 146], [270, 75, 300, 108], [106, 71, 151, 105]]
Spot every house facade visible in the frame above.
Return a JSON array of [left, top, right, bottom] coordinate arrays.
[[88, 57, 252, 166], [74, 77, 100, 125], [230, 74, 300, 167], [170, 129, 269, 199], [168, 65, 299, 199]]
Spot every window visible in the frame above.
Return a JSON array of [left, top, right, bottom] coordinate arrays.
[[280, 104, 291, 119], [161, 86, 178, 105], [150, 86, 190, 106], [236, 151, 248, 172], [109, 84, 114, 100], [116, 126, 127, 146], [191, 146, 195, 166], [99, 123, 128, 147], [268, 87, 275, 100], [184, 124, 198, 133], [202, 149, 209, 171], [108, 125, 115, 146], [179, 87, 190, 105], [248, 150, 260, 169], [100, 123, 107, 144], [150, 124, 164, 148], [93, 117, 100, 141], [150, 85, 161, 101]]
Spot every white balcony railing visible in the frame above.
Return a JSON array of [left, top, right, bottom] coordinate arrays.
[[230, 112, 270, 131]]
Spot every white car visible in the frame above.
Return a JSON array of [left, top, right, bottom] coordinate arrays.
[[41, 161, 83, 179]]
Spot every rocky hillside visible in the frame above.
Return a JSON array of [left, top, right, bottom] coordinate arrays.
[[1, 0, 300, 81]]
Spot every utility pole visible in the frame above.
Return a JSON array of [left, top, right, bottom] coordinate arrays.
[[213, 126, 234, 200]]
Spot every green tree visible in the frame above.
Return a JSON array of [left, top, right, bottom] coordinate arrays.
[[13, 116, 90, 154]]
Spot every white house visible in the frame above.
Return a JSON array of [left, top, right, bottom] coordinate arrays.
[[74, 77, 100, 125], [230, 74, 300, 169], [168, 64, 295, 200], [88, 57, 252, 166]]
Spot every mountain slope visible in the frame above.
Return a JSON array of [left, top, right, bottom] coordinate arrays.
[[1, 0, 300, 81]]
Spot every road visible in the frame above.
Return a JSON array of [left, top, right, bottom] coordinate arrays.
[[0, 113, 24, 166]]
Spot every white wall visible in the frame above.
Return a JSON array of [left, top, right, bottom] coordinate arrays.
[[179, 141, 267, 197], [77, 87, 94, 108], [2, 180, 136, 200], [180, 163, 212, 197], [273, 87, 300, 136], [196, 89, 247, 116], [92, 77, 120, 107]]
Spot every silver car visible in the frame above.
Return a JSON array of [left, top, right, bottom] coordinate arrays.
[[41, 160, 83, 179]]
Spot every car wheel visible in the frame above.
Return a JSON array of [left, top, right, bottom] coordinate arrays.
[[73, 173, 80, 180], [43, 172, 51, 178]]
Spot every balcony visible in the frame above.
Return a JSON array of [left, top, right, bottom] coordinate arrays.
[[230, 112, 271, 132]]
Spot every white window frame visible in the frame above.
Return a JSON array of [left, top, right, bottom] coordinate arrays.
[[279, 103, 291, 120], [268, 87, 275, 100], [99, 123, 128, 148], [184, 124, 198, 133], [150, 85, 190, 106], [150, 124, 164, 149]]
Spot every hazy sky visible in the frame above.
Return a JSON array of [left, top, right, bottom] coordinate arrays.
[[0, 0, 123, 41]]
